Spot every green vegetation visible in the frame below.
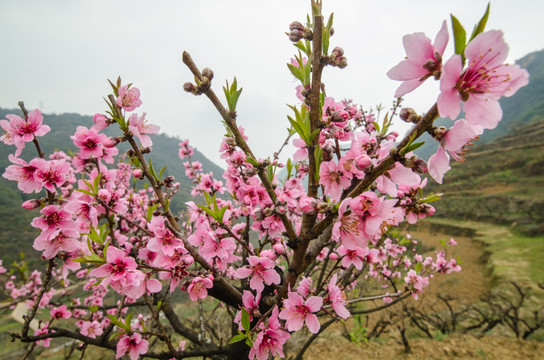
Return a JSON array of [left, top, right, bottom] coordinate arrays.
[[426, 218, 544, 287]]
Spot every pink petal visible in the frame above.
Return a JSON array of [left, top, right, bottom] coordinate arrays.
[[433, 20, 449, 55], [428, 147, 451, 184], [305, 313, 321, 334], [305, 296, 323, 312]]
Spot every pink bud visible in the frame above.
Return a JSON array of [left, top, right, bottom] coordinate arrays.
[[273, 244, 285, 255], [329, 252, 338, 260], [22, 199, 40, 210]]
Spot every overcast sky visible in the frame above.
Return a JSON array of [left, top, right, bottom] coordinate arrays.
[[1, 0, 542, 166]]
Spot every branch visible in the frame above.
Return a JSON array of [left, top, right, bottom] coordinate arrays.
[[181, 51, 298, 243]]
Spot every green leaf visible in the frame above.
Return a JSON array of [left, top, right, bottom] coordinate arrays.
[[147, 203, 158, 222], [323, 13, 334, 54], [420, 193, 442, 203], [469, 3, 490, 41], [266, 163, 274, 183], [241, 308, 250, 331], [158, 166, 167, 180], [109, 331, 125, 341], [75, 189, 95, 196], [197, 204, 217, 220], [148, 159, 159, 182], [288, 116, 308, 144], [414, 262, 423, 274], [224, 77, 243, 112], [314, 146, 323, 183], [217, 206, 229, 224], [228, 333, 246, 344], [286, 158, 293, 179], [89, 305, 99, 313], [401, 141, 425, 155], [107, 314, 131, 331], [287, 63, 304, 82], [450, 14, 467, 63], [93, 173, 102, 193]]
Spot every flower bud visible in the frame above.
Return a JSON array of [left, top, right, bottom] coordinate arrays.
[[202, 68, 214, 81], [289, 30, 304, 42], [289, 21, 304, 31], [22, 199, 41, 210], [413, 158, 428, 174], [399, 108, 418, 123], [244, 167, 256, 177], [225, 137, 236, 147], [183, 82, 195, 93]]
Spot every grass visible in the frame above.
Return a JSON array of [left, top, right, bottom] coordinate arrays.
[[425, 218, 544, 287]]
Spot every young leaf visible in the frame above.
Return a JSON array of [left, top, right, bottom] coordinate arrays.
[[450, 14, 467, 63], [241, 308, 250, 331], [148, 159, 159, 182], [469, 3, 490, 41], [287, 63, 304, 82], [414, 262, 423, 274], [228, 333, 247, 344]]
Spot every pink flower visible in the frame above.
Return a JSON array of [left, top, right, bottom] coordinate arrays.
[[33, 228, 81, 260], [279, 292, 322, 333], [33, 158, 71, 193], [249, 306, 290, 360], [89, 247, 139, 289], [0, 109, 50, 156], [438, 30, 529, 129], [325, 274, 350, 319], [80, 320, 103, 339], [93, 113, 110, 131], [319, 160, 351, 201], [71, 126, 109, 159], [332, 198, 364, 250], [235, 255, 281, 293], [116, 333, 148, 360], [387, 21, 449, 97], [178, 139, 194, 159], [31, 205, 77, 238], [128, 113, 160, 147], [404, 269, 429, 299], [116, 85, 142, 112], [50, 305, 72, 319], [428, 119, 481, 183], [2, 155, 43, 193], [187, 275, 214, 301]]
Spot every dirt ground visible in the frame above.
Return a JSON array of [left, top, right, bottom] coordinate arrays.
[[306, 332, 544, 360]]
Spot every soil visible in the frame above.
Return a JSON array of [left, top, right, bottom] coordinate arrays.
[[306, 332, 544, 360]]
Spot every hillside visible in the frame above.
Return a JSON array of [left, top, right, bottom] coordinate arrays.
[[0, 108, 225, 266], [424, 120, 544, 236], [416, 49, 544, 161]]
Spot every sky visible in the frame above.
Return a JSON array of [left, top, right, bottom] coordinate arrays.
[[1, 0, 543, 166]]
